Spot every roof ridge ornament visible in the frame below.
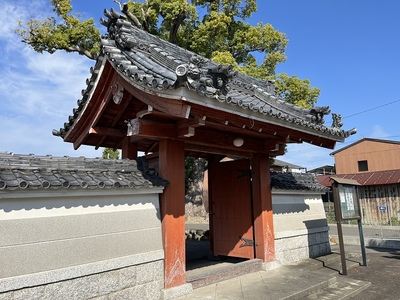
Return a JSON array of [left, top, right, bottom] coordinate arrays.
[[174, 54, 237, 101]]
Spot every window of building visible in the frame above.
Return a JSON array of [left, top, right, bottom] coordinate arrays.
[[358, 160, 368, 172]]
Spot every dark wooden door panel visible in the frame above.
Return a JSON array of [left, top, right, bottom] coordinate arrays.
[[209, 159, 254, 259]]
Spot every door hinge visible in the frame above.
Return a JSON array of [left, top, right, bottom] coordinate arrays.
[[239, 237, 256, 247]]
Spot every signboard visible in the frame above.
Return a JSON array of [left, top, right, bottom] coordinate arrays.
[[378, 206, 387, 211], [330, 177, 366, 275], [338, 184, 360, 219]]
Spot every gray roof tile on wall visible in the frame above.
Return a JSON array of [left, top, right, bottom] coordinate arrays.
[[0, 153, 167, 191], [271, 172, 328, 192]]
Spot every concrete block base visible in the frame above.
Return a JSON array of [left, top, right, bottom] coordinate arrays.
[[161, 283, 193, 300]]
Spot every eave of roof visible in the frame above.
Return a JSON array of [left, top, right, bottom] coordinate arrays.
[[330, 138, 400, 155], [0, 153, 167, 191], [53, 8, 356, 151]]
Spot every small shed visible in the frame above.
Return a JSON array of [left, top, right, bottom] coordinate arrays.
[[51, 8, 355, 296], [317, 171, 400, 225]]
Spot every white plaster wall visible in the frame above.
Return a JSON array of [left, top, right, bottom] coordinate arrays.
[[272, 190, 328, 234], [272, 190, 330, 264], [0, 188, 164, 290]]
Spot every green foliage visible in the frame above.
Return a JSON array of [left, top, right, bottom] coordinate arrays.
[[102, 148, 120, 159], [275, 73, 320, 109], [185, 157, 207, 194], [211, 51, 238, 68], [16, 0, 100, 59], [185, 157, 196, 193]]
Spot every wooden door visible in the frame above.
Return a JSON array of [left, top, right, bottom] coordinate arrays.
[[209, 159, 255, 259]]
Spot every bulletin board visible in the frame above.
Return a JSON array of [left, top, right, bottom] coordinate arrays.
[[337, 184, 360, 219]]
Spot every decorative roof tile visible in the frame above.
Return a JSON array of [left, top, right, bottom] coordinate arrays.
[[0, 153, 167, 191]]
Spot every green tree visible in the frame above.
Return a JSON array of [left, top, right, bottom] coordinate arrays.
[[102, 148, 120, 159], [17, 0, 319, 108]]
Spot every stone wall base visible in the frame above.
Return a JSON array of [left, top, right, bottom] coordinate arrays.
[[0, 260, 164, 300], [275, 227, 331, 264], [161, 283, 193, 300]]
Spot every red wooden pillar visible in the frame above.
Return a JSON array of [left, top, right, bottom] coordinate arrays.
[[251, 153, 275, 261], [158, 139, 186, 288], [121, 138, 137, 159]]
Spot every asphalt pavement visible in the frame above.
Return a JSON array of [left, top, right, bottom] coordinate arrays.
[[329, 224, 400, 249], [335, 243, 400, 300], [329, 224, 400, 240]]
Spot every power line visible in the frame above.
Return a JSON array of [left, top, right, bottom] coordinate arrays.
[[343, 99, 400, 119]]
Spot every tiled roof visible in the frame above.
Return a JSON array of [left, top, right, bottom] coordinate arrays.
[[316, 169, 400, 187], [0, 153, 168, 191], [271, 172, 328, 192], [53, 8, 355, 142]]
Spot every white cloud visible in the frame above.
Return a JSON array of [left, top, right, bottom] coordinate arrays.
[[0, 0, 100, 158], [369, 125, 390, 139]]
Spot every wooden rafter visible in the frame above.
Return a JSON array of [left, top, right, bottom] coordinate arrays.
[[71, 70, 117, 149]]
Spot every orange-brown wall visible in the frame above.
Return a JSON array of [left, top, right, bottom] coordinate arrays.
[[334, 140, 400, 174]]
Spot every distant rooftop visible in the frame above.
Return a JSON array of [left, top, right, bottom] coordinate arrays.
[[316, 169, 400, 187], [272, 159, 306, 173], [307, 165, 335, 175], [330, 138, 400, 155]]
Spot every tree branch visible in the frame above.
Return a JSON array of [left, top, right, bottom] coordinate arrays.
[[122, 4, 143, 29], [169, 10, 187, 44], [66, 46, 95, 59]]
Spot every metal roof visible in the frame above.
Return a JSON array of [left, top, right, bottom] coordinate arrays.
[[330, 177, 361, 186], [316, 169, 400, 187], [0, 153, 167, 191]]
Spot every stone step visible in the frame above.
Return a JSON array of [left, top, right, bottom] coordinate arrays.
[[302, 276, 371, 300], [186, 258, 263, 289], [279, 276, 338, 300]]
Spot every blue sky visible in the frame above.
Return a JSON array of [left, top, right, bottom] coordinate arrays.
[[1, 0, 399, 170]]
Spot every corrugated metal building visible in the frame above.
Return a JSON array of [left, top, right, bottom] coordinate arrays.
[[318, 138, 400, 225]]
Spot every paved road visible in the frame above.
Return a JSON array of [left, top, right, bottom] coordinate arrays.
[[329, 224, 400, 240], [332, 244, 400, 300], [329, 226, 400, 299]]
